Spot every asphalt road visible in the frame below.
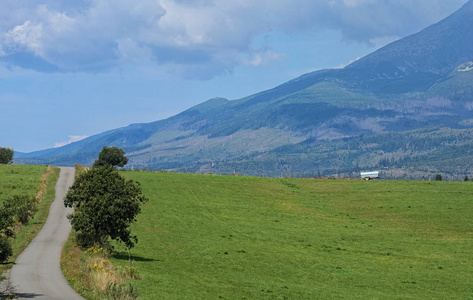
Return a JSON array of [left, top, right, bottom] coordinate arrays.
[[10, 167, 84, 300]]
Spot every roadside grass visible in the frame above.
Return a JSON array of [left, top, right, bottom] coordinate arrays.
[[104, 172, 473, 299], [61, 234, 139, 300], [62, 234, 93, 298], [0, 165, 60, 273]]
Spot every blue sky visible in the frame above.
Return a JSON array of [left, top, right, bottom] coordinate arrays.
[[0, 0, 468, 152]]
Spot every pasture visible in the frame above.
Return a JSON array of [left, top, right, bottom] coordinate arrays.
[[111, 172, 473, 299]]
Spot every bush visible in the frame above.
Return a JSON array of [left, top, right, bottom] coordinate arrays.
[[0, 147, 14, 164], [3, 195, 38, 225], [0, 203, 15, 239], [0, 194, 37, 263], [0, 236, 12, 263], [435, 174, 442, 181]]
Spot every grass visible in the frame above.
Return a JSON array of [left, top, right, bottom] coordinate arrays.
[[0, 165, 48, 201], [0, 165, 60, 272], [61, 234, 93, 298], [61, 235, 140, 300], [101, 172, 473, 299]]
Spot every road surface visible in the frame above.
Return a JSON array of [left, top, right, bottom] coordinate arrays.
[[10, 167, 84, 300]]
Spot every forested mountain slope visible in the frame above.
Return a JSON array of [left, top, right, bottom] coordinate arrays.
[[18, 1, 473, 179]]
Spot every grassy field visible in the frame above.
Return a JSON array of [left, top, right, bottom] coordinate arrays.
[[0, 165, 48, 201], [108, 172, 473, 299], [0, 164, 60, 272]]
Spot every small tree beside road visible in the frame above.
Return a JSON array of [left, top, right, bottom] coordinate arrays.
[[64, 166, 148, 249], [0, 147, 14, 164], [92, 146, 128, 169]]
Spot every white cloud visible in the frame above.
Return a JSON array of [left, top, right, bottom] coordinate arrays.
[[115, 38, 153, 62], [0, 0, 468, 78], [54, 135, 88, 148], [334, 56, 361, 69], [244, 51, 284, 67]]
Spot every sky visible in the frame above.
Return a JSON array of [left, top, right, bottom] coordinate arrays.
[[0, 0, 469, 153]]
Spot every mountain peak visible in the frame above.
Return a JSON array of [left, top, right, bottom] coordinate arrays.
[[463, 0, 473, 9], [337, 1, 473, 93]]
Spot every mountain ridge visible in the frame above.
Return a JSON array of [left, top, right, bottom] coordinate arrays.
[[17, 1, 473, 179]]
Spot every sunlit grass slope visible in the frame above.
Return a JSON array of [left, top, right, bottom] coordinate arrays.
[[115, 172, 473, 299]]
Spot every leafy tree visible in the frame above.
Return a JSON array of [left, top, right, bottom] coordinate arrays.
[[464, 176, 469, 182], [92, 146, 128, 169], [435, 174, 442, 181], [64, 167, 148, 249], [0, 147, 14, 164]]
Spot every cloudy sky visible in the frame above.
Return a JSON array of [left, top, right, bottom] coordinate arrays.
[[0, 0, 468, 152]]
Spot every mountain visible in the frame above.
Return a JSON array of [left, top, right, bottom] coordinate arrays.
[[17, 1, 473, 179]]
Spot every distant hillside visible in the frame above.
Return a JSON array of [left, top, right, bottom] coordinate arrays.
[[17, 0, 473, 179]]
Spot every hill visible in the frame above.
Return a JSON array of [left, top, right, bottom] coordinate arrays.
[[17, 0, 473, 179], [96, 171, 473, 299]]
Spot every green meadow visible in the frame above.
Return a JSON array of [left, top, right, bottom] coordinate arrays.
[[0, 165, 48, 202], [112, 172, 473, 299]]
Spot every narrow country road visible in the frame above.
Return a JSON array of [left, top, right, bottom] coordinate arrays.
[[10, 167, 84, 300]]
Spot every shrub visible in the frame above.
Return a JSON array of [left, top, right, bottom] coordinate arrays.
[[0, 194, 37, 263], [3, 195, 38, 225], [0, 203, 15, 239], [435, 174, 442, 181], [0, 147, 13, 164], [0, 236, 12, 263]]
